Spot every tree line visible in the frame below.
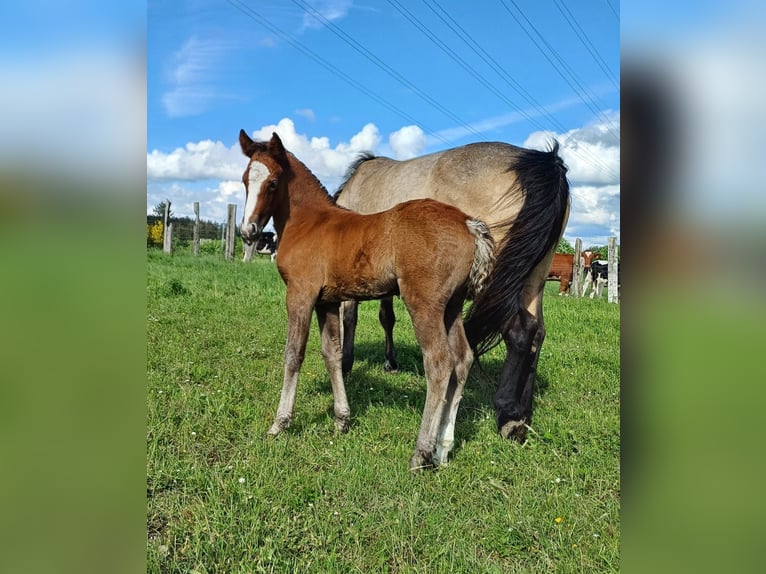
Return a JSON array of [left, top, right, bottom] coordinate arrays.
[[147, 201, 223, 248]]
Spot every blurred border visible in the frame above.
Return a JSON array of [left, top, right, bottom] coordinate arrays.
[[623, 1, 766, 571], [0, 3, 147, 573]]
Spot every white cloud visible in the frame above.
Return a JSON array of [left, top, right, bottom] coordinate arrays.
[[300, 0, 354, 31], [147, 139, 243, 181], [147, 118, 383, 218], [295, 108, 316, 122], [147, 114, 620, 248], [389, 125, 426, 159], [161, 36, 235, 118], [524, 112, 620, 186]]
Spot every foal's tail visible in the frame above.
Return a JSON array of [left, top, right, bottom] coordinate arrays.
[[466, 219, 496, 298], [464, 141, 570, 356]]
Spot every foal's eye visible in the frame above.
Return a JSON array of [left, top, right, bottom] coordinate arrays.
[[268, 179, 278, 191]]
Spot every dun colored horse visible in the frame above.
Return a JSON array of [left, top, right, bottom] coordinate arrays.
[[335, 142, 570, 441], [239, 131, 507, 469]]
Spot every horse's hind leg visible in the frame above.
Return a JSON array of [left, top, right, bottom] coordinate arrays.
[[434, 297, 473, 466], [268, 291, 314, 435], [379, 297, 399, 372], [316, 302, 351, 432], [494, 295, 544, 442], [340, 300, 358, 375]]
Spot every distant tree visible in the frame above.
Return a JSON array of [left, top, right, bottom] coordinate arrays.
[[556, 237, 574, 254], [153, 201, 173, 220]]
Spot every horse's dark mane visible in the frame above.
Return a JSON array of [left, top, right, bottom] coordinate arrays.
[[332, 151, 377, 203]]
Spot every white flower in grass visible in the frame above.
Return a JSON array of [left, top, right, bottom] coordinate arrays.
[[238, 477, 245, 484]]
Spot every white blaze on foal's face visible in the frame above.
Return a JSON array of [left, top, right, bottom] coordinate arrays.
[[244, 160, 270, 226]]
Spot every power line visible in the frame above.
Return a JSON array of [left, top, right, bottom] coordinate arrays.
[[291, 0, 485, 139], [421, 0, 553, 132], [605, 0, 620, 21], [385, 0, 555, 135], [420, 0, 617, 179], [499, 0, 619, 136], [224, 0, 452, 145], [552, 0, 619, 90]]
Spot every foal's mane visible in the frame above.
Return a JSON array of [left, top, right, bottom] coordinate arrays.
[[332, 151, 377, 203]]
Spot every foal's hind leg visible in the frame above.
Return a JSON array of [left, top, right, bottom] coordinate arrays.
[[402, 297, 454, 471], [316, 303, 351, 432], [434, 298, 473, 466], [379, 297, 399, 372], [340, 300, 358, 375]]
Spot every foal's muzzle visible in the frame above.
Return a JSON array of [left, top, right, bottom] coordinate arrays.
[[240, 222, 262, 245]]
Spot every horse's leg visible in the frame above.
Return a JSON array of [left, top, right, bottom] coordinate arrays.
[[401, 295, 454, 471], [316, 302, 351, 432], [267, 291, 314, 436], [494, 282, 546, 442], [340, 300, 358, 375], [379, 297, 399, 372], [434, 297, 473, 466]]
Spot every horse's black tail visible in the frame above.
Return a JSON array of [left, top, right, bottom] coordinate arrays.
[[464, 141, 570, 356]]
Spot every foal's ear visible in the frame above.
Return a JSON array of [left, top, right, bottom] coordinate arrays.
[[268, 132, 288, 162], [239, 129, 258, 157]]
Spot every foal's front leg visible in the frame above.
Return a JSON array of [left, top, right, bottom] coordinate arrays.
[[267, 291, 314, 436], [316, 303, 351, 432]]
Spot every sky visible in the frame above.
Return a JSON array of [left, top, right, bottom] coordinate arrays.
[[147, 0, 620, 247]]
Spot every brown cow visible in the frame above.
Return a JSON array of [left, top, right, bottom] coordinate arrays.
[[547, 250, 601, 294]]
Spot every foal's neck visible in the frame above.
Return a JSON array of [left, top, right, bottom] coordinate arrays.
[[284, 153, 336, 213]]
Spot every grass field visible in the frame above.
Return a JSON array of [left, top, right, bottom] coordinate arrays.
[[147, 250, 620, 573]]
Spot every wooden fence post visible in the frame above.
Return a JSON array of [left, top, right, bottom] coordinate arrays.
[[193, 202, 200, 256], [243, 241, 255, 262], [162, 199, 172, 254], [608, 237, 619, 303], [571, 238, 583, 297], [225, 203, 237, 261]]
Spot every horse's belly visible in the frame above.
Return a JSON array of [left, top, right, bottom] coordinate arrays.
[[319, 275, 399, 303]]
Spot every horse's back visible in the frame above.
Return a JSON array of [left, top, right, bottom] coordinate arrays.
[[337, 142, 527, 230]]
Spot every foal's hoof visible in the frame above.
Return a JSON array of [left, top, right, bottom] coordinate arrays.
[[267, 417, 290, 437], [499, 419, 528, 442], [334, 416, 350, 433], [383, 359, 399, 373], [408, 450, 436, 472]]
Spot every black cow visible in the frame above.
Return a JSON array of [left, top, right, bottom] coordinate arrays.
[[584, 260, 620, 299]]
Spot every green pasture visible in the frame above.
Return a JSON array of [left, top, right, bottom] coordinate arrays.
[[147, 250, 620, 573]]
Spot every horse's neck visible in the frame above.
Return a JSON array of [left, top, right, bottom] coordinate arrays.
[[283, 155, 336, 217]]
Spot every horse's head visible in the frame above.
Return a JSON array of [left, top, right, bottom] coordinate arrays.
[[238, 130, 288, 244]]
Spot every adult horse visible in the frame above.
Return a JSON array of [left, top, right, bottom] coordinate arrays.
[[335, 141, 570, 441], [239, 131, 510, 469]]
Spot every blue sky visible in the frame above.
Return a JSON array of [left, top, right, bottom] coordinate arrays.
[[147, 0, 620, 246]]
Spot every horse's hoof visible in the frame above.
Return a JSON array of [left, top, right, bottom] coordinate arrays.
[[408, 450, 436, 472], [334, 416, 350, 433], [383, 360, 399, 373], [499, 419, 528, 442]]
